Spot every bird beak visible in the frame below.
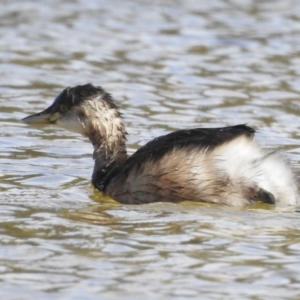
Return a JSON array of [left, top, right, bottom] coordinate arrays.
[[22, 106, 60, 124]]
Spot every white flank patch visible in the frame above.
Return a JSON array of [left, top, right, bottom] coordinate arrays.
[[211, 136, 300, 206]]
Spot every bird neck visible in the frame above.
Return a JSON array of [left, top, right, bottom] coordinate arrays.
[[87, 114, 128, 190]]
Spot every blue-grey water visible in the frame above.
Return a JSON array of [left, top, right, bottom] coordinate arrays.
[[1, 0, 300, 299]]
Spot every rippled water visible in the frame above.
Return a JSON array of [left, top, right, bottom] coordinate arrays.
[[2, 0, 300, 299]]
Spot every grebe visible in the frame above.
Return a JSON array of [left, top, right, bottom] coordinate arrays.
[[22, 84, 300, 206]]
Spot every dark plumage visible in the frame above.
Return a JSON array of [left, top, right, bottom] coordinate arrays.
[[22, 84, 300, 206]]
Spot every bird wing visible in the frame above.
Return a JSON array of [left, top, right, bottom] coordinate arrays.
[[105, 124, 255, 182], [130, 124, 255, 166]]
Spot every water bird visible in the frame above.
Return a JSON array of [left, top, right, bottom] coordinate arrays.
[[22, 84, 300, 206]]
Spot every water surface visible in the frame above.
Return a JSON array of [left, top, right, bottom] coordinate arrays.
[[1, 0, 300, 299]]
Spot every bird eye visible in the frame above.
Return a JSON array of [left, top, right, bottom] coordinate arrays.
[[60, 105, 68, 112]]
